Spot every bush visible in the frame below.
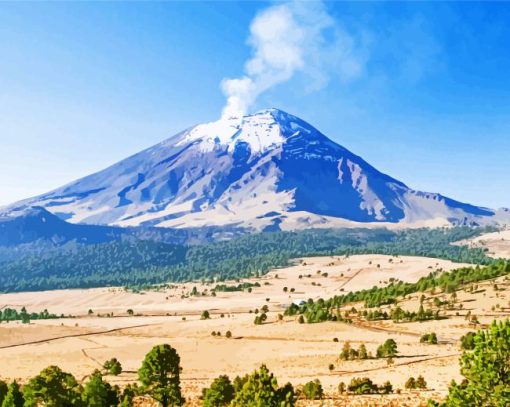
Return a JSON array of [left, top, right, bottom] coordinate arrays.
[[230, 365, 294, 406], [201, 310, 211, 320], [338, 382, 346, 394], [416, 375, 427, 389], [347, 377, 379, 395], [344, 377, 393, 395], [302, 379, 323, 400], [202, 375, 235, 407], [405, 377, 416, 390], [103, 358, 122, 376], [380, 381, 393, 394], [254, 313, 267, 325], [460, 331, 476, 350], [420, 333, 438, 344]]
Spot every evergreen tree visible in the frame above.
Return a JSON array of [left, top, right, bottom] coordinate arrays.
[[416, 375, 427, 390], [202, 375, 235, 407], [138, 344, 184, 407], [103, 358, 122, 376], [405, 377, 416, 390], [1, 381, 24, 407], [82, 370, 119, 406], [231, 365, 294, 407], [442, 320, 510, 406], [358, 344, 368, 359], [302, 380, 323, 400], [376, 339, 398, 358], [0, 381, 7, 406], [23, 365, 81, 407]]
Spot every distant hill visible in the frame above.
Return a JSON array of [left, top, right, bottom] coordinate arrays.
[[0, 206, 192, 248]]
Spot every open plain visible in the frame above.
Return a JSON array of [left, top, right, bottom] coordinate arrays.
[[1, 254, 509, 406]]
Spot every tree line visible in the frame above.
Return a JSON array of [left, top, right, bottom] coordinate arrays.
[[0, 307, 61, 324], [0, 227, 496, 293], [285, 261, 510, 323]]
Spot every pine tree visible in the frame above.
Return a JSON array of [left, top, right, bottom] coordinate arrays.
[[443, 320, 510, 406], [138, 344, 184, 407], [23, 366, 81, 406], [1, 381, 24, 407], [231, 365, 294, 407], [82, 370, 119, 406]]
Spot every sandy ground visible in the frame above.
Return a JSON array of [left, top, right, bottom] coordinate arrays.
[[0, 254, 506, 406], [457, 229, 510, 259]]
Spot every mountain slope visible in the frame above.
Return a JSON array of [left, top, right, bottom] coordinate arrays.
[[0, 206, 228, 249], [5, 109, 507, 231]]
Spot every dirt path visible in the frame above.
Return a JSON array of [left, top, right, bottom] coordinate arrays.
[[0, 323, 161, 350], [80, 337, 106, 368]]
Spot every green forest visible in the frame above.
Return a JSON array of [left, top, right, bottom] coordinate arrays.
[[0, 227, 497, 293]]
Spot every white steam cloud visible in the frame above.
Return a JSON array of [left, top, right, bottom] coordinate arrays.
[[221, 1, 364, 119]]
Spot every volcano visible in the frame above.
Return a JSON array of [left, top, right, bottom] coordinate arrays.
[[6, 109, 507, 231]]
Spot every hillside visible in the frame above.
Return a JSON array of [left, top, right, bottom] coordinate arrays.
[[0, 227, 494, 293], [5, 109, 508, 231]]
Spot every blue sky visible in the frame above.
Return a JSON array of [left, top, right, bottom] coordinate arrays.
[[1, 1, 509, 208]]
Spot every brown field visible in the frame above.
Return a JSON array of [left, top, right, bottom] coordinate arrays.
[[456, 229, 510, 259], [0, 254, 509, 406]]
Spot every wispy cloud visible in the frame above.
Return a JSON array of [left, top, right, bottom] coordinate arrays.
[[220, 1, 365, 119]]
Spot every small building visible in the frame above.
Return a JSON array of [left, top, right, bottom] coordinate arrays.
[[292, 299, 306, 307]]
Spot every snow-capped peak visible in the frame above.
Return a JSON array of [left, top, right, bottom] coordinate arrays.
[[177, 109, 293, 154], [4, 108, 507, 231]]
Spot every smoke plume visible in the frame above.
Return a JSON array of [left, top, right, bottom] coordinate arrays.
[[221, 1, 363, 119]]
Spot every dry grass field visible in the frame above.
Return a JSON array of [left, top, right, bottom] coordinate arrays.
[[0, 254, 509, 406], [456, 229, 510, 259]]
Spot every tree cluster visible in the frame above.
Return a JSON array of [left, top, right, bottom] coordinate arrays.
[[0, 344, 183, 407], [338, 377, 393, 395]]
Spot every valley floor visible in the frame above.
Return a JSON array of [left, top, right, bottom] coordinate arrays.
[[0, 254, 509, 406]]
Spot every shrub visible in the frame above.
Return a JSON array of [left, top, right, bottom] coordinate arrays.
[[416, 375, 427, 389], [202, 375, 235, 407], [420, 333, 438, 344], [347, 377, 379, 395], [231, 365, 294, 406], [302, 380, 323, 400], [460, 331, 476, 350], [405, 377, 416, 390], [103, 358, 122, 376], [338, 382, 346, 394]]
